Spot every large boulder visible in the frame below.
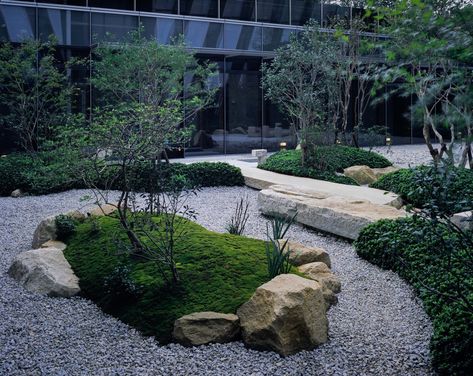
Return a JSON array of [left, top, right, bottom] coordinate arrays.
[[86, 203, 118, 217], [258, 185, 406, 240], [8, 248, 80, 297], [343, 165, 377, 185], [298, 262, 341, 310], [278, 240, 331, 268], [173, 312, 240, 346], [32, 216, 57, 249], [237, 274, 328, 356], [451, 211, 472, 232]]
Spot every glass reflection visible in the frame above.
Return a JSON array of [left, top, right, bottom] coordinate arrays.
[[91, 13, 138, 42], [180, 0, 218, 18], [0, 5, 36, 42], [184, 21, 223, 49], [89, 0, 135, 11], [263, 27, 294, 51], [257, 0, 289, 24], [323, 4, 351, 28], [137, 0, 178, 14], [224, 23, 261, 51], [291, 0, 321, 26], [38, 9, 90, 46], [220, 0, 255, 22]]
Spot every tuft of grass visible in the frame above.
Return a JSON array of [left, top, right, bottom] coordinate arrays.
[[64, 215, 296, 343]]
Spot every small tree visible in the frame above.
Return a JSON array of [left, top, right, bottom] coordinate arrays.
[[67, 30, 217, 285], [261, 21, 339, 164], [0, 38, 73, 152]]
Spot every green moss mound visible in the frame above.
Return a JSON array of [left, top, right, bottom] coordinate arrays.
[[371, 165, 473, 212], [64, 216, 280, 343], [354, 217, 473, 375], [259, 147, 391, 185], [0, 152, 244, 196]]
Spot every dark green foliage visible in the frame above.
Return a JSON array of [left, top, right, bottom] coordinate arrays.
[[259, 147, 391, 185], [64, 216, 292, 343], [226, 197, 250, 236], [55, 214, 77, 241], [0, 153, 244, 196], [354, 218, 473, 375], [371, 165, 473, 212], [265, 214, 296, 278]]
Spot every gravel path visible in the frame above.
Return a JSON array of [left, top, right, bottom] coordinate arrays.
[[0, 187, 435, 375], [367, 144, 434, 168]]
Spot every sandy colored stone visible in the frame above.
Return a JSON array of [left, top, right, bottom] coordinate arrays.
[[237, 274, 327, 356], [65, 210, 86, 221], [258, 185, 406, 240], [32, 216, 57, 249], [86, 203, 118, 217], [8, 248, 80, 297], [40, 240, 67, 252], [343, 165, 377, 185], [371, 166, 401, 179], [277, 239, 331, 268], [173, 312, 240, 346]]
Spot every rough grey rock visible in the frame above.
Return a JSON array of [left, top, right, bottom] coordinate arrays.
[[237, 274, 328, 356], [40, 240, 67, 252], [451, 211, 472, 232], [371, 166, 401, 179], [259, 185, 407, 240], [31, 216, 57, 249], [343, 165, 378, 185], [8, 248, 80, 297], [173, 312, 240, 346], [10, 189, 24, 198]]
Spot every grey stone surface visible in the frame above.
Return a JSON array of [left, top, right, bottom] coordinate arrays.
[[31, 216, 57, 249], [0, 188, 434, 375]]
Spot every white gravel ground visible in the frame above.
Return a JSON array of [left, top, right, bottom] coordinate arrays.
[[368, 144, 434, 168], [0, 187, 435, 375]]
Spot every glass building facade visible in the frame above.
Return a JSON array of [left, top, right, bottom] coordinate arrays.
[[0, 0, 417, 156]]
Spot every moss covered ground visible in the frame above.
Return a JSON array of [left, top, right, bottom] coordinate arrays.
[[64, 215, 282, 343]]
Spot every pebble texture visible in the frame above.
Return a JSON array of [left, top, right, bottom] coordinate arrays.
[[0, 188, 435, 375]]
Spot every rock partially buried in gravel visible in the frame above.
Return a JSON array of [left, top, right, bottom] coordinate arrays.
[[278, 239, 331, 268], [86, 203, 118, 217], [173, 312, 240, 346], [11, 189, 24, 198], [237, 274, 327, 356], [371, 166, 400, 179], [298, 262, 341, 310], [8, 248, 80, 297], [32, 216, 57, 249]]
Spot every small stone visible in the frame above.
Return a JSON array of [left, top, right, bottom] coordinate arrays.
[[278, 239, 331, 268], [86, 204, 118, 217], [40, 240, 67, 252], [11, 189, 24, 198]]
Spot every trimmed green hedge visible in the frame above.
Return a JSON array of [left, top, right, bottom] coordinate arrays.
[[371, 165, 473, 211], [354, 218, 473, 375], [0, 153, 244, 196], [259, 146, 391, 185], [64, 215, 288, 343]]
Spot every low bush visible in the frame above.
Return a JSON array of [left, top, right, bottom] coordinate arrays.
[[64, 215, 296, 343], [0, 152, 244, 196], [259, 146, 391, 185], [371, 165, 473, 212], [55, 214, 77, 241], [354, 217, 473, 375]]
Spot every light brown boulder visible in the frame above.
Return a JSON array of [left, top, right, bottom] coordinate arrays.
[[40, 240, 67, 252], [8, 248, 80, 297], [298, 262, 342, 310], [343, 165, 377, 185], [278, 240, 331, 268], [371, 166, 400, 179], [237, 274, 328, 356], [65, 210, 86, 221], [173, 312, 240, 346], [258, 185, 406, 240], [86, 203, 118, 217], [32, 216, 57, 249]]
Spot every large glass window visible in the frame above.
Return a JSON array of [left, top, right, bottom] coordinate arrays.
[[136, 0, 178, 14], [141, 17, 183, 44], [89, 1, 135, 11], [184, 20, 223, 49], [0, 5, 36, 42], [91, 13, 138, 42], [180, 0, 218, 18], [323, 4, 351, 28], [38, 8, 90, 46], [262, 27, 294, 51], [225, 57, 262, 153], [224, 23, 261, 51], [291, 0, 321, 26], [257, 0, 289, 24], [220, 0, 255, 22]]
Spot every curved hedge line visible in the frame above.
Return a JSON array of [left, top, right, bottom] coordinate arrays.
[[0, 153, 244, 196], [354, 217, 473, 375], [259, 146, 391, 186], [371, 165, 473, 212]]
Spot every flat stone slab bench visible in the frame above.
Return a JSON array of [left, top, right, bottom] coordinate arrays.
[[258, 185, 407, 240]]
